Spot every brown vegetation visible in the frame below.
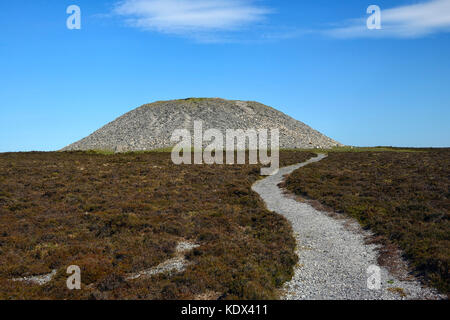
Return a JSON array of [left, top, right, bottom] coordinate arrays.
[[0, 151, 315, 300], [284, 150, 450, 294]]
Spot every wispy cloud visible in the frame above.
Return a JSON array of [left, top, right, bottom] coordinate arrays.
[[327, 0, 450, 38], [113, 0, 271, 39]]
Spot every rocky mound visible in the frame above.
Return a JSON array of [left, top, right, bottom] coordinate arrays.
[[63, 98, 342, 152]]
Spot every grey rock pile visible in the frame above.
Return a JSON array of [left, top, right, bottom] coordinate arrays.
[[63, 98, 342, 152]]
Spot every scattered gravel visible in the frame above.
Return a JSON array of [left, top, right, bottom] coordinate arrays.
[[126, 257, 188, 280], [12, 269, 57, 286], [127, 241, 199, 280], [175, 241, 200, 253], [252, 154, 443, 300]]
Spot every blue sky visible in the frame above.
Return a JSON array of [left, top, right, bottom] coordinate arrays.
[[0, 0, 449, 152]]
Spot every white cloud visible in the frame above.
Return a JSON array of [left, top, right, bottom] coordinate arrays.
[[113, 0, 271, 36], [327, 0, 450, 38]]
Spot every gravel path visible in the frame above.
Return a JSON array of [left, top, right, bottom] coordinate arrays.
[[252, 154, 442, 300]]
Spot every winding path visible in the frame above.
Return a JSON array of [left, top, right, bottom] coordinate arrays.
[[252, 154, 441, 300]]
